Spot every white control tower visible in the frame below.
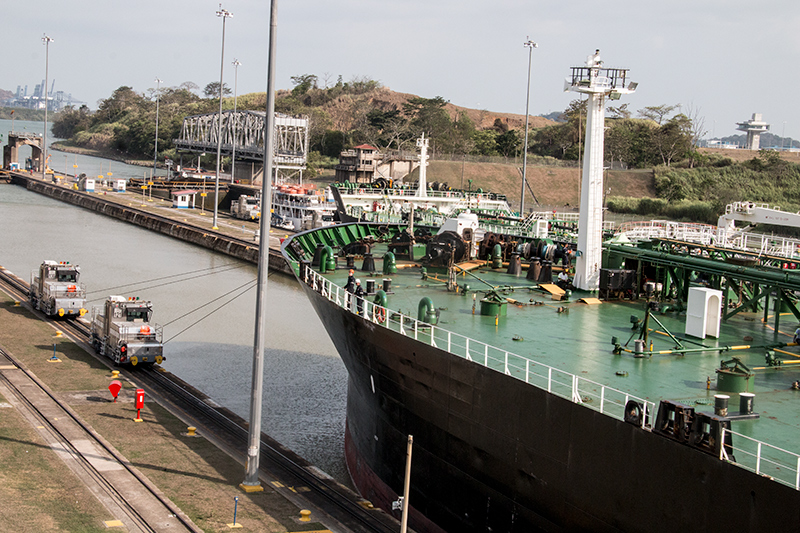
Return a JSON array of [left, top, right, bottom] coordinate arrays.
[[416, 133, 429, 198], [564, 50, 637, 291], [736, 113, 770, 150]]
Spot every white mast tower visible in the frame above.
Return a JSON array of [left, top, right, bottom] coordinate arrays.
[[416, 133, 429, 198], [565, 50, 637, 290]]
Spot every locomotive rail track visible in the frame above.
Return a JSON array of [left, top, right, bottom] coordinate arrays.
[[0, 266, 401, 533], [0, 345, 200, 532]]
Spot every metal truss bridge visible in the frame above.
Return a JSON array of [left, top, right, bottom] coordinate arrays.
[[173, 110, 308, 169]]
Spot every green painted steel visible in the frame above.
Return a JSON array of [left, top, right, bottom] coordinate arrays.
[[383, 252, 397, 274], [418, 297, 437, 324]]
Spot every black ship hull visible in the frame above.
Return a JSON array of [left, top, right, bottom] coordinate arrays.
[[300, 282, 800, 532]]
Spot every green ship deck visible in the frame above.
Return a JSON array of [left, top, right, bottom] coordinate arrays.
[[285, 226, 800, 491]]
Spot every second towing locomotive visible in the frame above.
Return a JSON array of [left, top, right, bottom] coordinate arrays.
[[90, 296, 164, 366]]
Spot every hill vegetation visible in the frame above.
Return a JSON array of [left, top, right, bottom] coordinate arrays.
[[45, 76, 800, 225]]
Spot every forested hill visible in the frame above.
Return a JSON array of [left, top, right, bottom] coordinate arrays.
[[48, 76, 555, 168]]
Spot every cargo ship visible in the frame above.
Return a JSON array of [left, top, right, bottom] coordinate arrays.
[[280, 214, 800, 532], [280, 54, 800, 531]]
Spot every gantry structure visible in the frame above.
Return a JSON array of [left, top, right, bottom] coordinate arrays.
[[174, 110, 309, 174]]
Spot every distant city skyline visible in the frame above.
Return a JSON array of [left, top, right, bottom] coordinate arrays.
[[2, 79, 85, 112], [2, 1, 798, 140]]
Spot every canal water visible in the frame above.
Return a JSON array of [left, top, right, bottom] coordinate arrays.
[[0, 179, 349, 484]]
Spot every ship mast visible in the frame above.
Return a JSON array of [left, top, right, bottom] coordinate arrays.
[[565, 50, 636, 291], [416, 133, 429, 198]]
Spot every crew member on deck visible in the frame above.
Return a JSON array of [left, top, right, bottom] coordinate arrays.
[[345, 269, 356, 292], [557, 270, 571, 290], [354, 279, 364, 315]]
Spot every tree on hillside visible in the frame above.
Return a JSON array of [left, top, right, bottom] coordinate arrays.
[[531, 99, 585, 159], [608, 103, 631, 119], [52, 105, 91, 138], [448, 112, 476, 155], [94, 86, 147, 125], [403, 96, 451, 141], [364, 108, 410, 150], [604, 119, 656, 168], [652, 114, 693, 166], [496, 129, 520, 158], [203, 82, 232, 98], [291, 74, 318, 96], [637, 104, 679, 125]]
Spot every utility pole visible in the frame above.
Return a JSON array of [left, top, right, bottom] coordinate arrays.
[[231, 59, 241, 182], [241, 0, 277, 494], [42, 34, 54, 179], [153, 78, 162, 176], [213, 4, 233, 230], [519, 37, 537, 217]]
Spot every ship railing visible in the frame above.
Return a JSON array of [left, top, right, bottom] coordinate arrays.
[[617, 220, 718, 245], [721, 427, 800, 490], [619, 221, 800, 260], [305, 268, 655, 428]]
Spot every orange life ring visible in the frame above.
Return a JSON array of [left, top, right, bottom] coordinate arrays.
[[67, 285, 76, 292], [376, 307, 386, 323]]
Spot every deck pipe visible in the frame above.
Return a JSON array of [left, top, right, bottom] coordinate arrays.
[[418, 297, 438, 324], [318, 245, 336, 273], [383, 251, 397, 274], [613, 338, 794, 358], [373, 289, 388, 307]]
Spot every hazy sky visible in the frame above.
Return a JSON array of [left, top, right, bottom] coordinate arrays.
[[4, 1, 799, 141]]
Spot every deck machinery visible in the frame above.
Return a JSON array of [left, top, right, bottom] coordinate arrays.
[[29, 260, 87, 318], [90, 296, 164, 366]]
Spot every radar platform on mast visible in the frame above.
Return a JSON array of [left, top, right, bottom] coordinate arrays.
[[564, 50, 637, 291]]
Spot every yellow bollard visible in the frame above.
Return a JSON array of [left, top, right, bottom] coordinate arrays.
[[111, 370, 120, 379], [299, 510, 311, 522], [187, 426, 197, 436], [54, 330, 63, 337]]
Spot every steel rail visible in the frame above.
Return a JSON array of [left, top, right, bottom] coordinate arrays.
[[0, 267, 399, 533], [0, 346, 199, 532]]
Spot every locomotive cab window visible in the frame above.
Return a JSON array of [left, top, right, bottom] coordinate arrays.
[[127, 309, 151, 321]]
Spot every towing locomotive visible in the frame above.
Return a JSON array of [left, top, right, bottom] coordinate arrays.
[[30, 260, 87, 318], [90, 296, 164, 366]]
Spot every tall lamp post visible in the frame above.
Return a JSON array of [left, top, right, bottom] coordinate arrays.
[[42, 34, 54, 179], [782, 121, 787, 151], [519, 37, 537, 217], [231, 58, 241, 183], [153, 77, 162, 177], [241, 0, 277, 494], [212, 4, 233, 230]]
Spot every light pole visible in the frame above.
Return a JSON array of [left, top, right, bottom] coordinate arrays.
[[231, 58, 241, 183], [42, 34, 54, 179], [520, 37, 537, 217], [154, 78, 162, 176], [241, 0, 276, 494], [782, 121, 786, 151], [213, 4, 233, 230]]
